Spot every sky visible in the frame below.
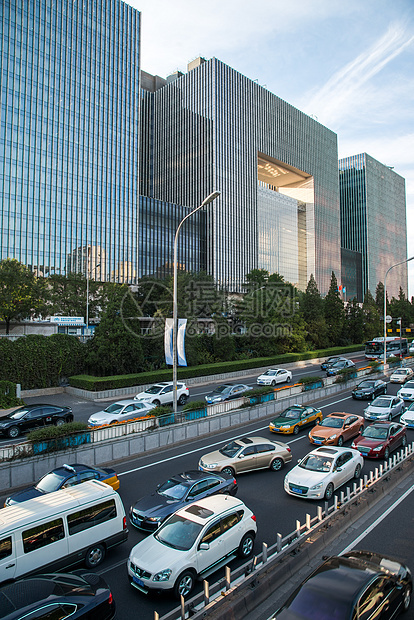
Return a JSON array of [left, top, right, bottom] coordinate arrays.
[[126, 0, 414, 298]]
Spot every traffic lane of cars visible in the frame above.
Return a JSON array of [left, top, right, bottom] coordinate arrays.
[[94, 390, 413, 619]]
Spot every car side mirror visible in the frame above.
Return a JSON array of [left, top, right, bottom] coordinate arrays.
[[199, 543, 209, 550], [336, 467, 342, 472], [238, 454, 245, 459]]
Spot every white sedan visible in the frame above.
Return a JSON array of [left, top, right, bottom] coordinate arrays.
[[134, 382, 189, 406], [389, 368, 414, 383], [284, 446, 363, 500], [364, 395, 405, 421], [256, 368, 292, 386], [88, 400, 156, 427], [397, 380, 414, 401]]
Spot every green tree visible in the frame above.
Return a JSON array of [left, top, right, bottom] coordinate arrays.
[[375, 282, 385, 314], [324, 272, 345, 346], [388, 287, 412, 331], [301, 274, 324, 324], [362, 290, 381, 340], [86, 285, 145, 375], [0, 259, 45, 334], [345, 297, 364, 344]]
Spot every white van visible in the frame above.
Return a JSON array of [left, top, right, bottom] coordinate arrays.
[[0, 479, 128, 583]]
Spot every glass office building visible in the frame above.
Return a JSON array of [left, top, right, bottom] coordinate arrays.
[[339, 153, 407, 300], [0, 0, 141, 282], [141, 57, 341, 294]]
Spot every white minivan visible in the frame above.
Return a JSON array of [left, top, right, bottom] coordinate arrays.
[[0, 479, 128, 583]]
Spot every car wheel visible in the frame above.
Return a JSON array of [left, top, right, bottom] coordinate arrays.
[[354, 464, 361, 479], [152, 399, 161, 407], [221, 466, 235, 477], [238, 532, 255, 558], [271, 380, 276, 387], [7, 426, 20, 439], [402, 435, 407, 448], [324, 483, 334, 500], [173, 570, 196, 599], [178, 394, 188, 406], [84, 544, 105, 569], [384, 447, 390, 460], [403, 585, 411, 611], [55, 418, 65, 427], [388, 413, 392, 421], [270, 457, 284, 472], [337, 436, 343, 447], [286, 375, 292, 383], [293, 425, 299, 435]]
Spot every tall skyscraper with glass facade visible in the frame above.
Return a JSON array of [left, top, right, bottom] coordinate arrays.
[[339, 153, 407, 300], [141, 57, 341, 294], [0, 0, 141, 282]]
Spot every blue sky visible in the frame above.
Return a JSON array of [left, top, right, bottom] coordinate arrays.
[[127, 0, 414, 297]]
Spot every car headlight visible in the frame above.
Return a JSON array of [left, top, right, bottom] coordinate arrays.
[[147, 516, 162, 522], [205, 463, 218, 469], [269, 423, 275, 428], [329, 434, 337, 440], [153, 569, 172, 582], [372, 445, 383, 452], [311, 482, 323, 490], [280, 425, 291, 429]]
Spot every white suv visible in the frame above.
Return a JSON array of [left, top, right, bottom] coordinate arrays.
[[134, 382, 189, 407], [127, 495, 257, 598]]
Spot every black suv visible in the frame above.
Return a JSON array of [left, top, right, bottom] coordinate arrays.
[[0, 404, 73, 439]]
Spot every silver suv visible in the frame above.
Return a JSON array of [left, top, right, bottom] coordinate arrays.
[[134, 382, 189, 406]]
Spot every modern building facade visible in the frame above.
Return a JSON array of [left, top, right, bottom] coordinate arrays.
[[140, 57, 341, 294], [339, 153, 407, 300], [0, 0, 141, 282]]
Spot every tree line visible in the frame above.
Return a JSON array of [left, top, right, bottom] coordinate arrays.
[[0, 258, 413, 379]]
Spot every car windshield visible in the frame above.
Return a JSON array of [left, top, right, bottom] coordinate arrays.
[[357, 381, 374, 389], [213, 385, 232, 394], [144, 386, 163, 394], [103, 403, 124, 414], [158, 479, 188, 500], [393, 370, 407, 375], [155, 514, 203, 550], [331, 361, 345, 368], [36, 471, 67, 493], [280, 407, 303, 420], [403, 382, 414, 389], [284, 582, 351, 619], [8, 408, 31, 420], [300, 455, 333, 472], [320, 418, 343, 428], [371, 398, 390, 408], [219, 441, 242, 457], [362, 427, 388, 439], [263, 370, 277, 376]]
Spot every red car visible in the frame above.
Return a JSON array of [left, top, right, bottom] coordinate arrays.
[[352, 421, 407, 459]]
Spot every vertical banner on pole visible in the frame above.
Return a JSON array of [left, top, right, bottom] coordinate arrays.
[[165, 318, 187, 366], [177, 319, 187, 367]]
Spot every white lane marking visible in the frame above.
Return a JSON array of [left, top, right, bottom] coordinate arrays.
[[118, 396, 353, 477], [339, 483, 414, 555]]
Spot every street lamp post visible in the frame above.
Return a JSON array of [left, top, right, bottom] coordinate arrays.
[[383, 256, 414, 366], [172, 191, 220, 413], [86, 261, 101, 335]]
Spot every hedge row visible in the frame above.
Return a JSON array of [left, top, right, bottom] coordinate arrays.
[[68, 344, 362, 391]]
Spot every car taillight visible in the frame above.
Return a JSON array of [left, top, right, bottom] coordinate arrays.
[[251, 515, 256, 522], [286, 447, 291, 452], [108, 592, 113, 605], [233, 479, 237, 485], [123, 516, 127, 530]]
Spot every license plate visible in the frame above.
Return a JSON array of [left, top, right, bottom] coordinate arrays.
[[313, 440, 322, 445], [133, 576, 144, 587], [199, 465, 203, 471], [291, 487, 303, 494]]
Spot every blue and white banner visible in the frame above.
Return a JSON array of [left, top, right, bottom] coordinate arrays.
[[164, 318, 187, 366]]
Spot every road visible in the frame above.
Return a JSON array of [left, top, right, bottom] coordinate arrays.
[[4, 367, 412, 620]]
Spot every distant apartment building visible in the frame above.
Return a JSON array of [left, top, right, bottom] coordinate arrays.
[[339, 153, 407, 300]]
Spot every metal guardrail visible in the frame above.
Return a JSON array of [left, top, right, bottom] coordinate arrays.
[[157, 442, 414, 620]]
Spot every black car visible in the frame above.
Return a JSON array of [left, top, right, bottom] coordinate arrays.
[[320, 356, 348, 370], [326, 359, 356, 376], [129, 470, 238, 532], [272, 550, 412, 619], [0, 570, 115, 620], [352, 379, 387, 400], [0, 404, 73, 439], [205, 383, 251, 404], [5, 463, 120, 505]]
